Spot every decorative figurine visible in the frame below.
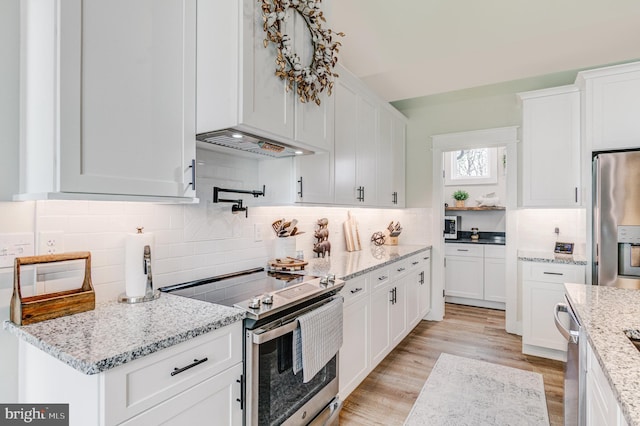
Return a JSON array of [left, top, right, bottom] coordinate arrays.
[[313, 218, 330, 258]]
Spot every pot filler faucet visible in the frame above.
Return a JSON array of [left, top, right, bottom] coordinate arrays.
[[213, 185, 266, 218]]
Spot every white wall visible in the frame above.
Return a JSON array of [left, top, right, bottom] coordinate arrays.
[[516, 208, 587, 255]]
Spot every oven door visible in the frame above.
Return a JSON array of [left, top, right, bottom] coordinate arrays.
[[246, 300, 340, 426]]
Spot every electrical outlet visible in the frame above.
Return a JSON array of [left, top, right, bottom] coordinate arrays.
[[39, 231, 64, 255], [254, 224, 263, 242]]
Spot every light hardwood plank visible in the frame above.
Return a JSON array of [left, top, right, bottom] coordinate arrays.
[[340, 303, 564, 426]]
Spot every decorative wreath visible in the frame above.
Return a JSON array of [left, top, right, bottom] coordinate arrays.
[[261, 0, 344, 105]]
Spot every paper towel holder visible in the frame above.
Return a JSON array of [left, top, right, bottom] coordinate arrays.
[[118, 229, 161, 304]]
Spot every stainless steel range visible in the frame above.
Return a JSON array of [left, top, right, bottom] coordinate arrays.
[[159, 267, 345, 426]]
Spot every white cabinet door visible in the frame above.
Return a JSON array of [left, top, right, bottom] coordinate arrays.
[[519, 86, 580, 207], [339, 278, 371, 400], [121, 363, 242, 426], [334, 66, 378, 206], [20, 0, 196, 199], [522, 280, 567, 351], [418, 252, 432, 318], [239, 0, 294, 140], [294, 152, 334, 204], [445, 256, 484, 299], [333, 77, 359, 205], [377, 105, 406, 207], [390, 280, 407, 346], [585, 342, 628, 426], [484, 255, 506, 303], [405, 273, 420, 330], [578, 61, 640, 152], [370, 283, 392, 366]]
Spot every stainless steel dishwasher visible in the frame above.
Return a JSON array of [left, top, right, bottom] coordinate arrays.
[[554, 297, 585, 426]]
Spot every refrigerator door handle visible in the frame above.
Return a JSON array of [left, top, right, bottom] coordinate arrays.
[[554, 302, 579, 344]]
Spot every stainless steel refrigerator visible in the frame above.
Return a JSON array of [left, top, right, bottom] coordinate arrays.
[[593, 150, 640, 289]]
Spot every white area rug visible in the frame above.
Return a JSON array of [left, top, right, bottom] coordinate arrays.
[[404, 353, 550, 426]]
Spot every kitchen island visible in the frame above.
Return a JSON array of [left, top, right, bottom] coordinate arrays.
[[565, 283, 640, 425]]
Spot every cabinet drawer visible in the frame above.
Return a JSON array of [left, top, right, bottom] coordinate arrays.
[[104, 322, 242, 425], [485, 245, 505, 259], [371, 268, 391, 289], [522, 262, 585, 284], [341, 275, 369, 305], [445, 244, 483, 257], [390, 259, 410, 279]]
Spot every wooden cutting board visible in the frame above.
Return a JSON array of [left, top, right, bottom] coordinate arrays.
[[268, 257, 308, 271], [344, 211, 361, 252]]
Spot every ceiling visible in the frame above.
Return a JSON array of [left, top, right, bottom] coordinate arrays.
[[330, 0, 640, 102]]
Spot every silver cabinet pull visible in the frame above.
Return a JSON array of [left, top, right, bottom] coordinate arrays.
[[378, 275, 388, 281], [457, 249, 469, 252], [189, 159, 196, 190], [412, 261, 419, 265], [397, 267, 405, 272], [350, 287, 363, 294], [171, 357, 208, 376], [543, 272, 564, 276]]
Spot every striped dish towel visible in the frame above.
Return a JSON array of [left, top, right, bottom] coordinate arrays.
[[293, 297, 343, 383]]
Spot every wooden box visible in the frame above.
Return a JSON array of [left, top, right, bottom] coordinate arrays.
[[10, 252, 95, 325]]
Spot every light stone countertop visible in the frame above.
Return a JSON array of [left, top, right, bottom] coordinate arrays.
[[4, 244, 430, 375], [302, 244, 431, 280], [565, 283, 640, 425], [518, 249, 587, 266], [3, 293, 245, 375]]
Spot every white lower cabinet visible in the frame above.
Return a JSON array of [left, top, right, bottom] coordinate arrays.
[[121, 363, 242, 426], [339, 275, 370, 399], [19, 323, 243, 426], [339, 250, 432, 399], [445, 243, 506, 309], [521, 261, 585, 361], [586, 342, 628, 426]]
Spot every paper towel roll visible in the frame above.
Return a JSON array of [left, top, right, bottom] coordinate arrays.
[[125, 229, 154, 298]]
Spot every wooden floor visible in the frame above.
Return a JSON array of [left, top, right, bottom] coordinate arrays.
[[339, 303, 564, 425]]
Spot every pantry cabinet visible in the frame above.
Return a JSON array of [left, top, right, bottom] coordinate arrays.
[[19, 322, 243, 426], [577, 61, 640, 153], [197, 0, 331, 152], [518, 85, 581, 207], [521, 261, 585, 361], [17, 0, 196, 201]]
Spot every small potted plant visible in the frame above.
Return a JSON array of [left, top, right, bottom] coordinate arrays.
[[452, 190, 469, 207]]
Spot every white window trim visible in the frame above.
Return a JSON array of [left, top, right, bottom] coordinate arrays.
[[444, 147, 498, 186]]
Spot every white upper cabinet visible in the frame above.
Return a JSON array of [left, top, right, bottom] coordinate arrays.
[[18, 0, 196, 201], [334, 66, 378, 206], [197, 0, 332, 152], [377, 104, 406, 207], [518, 85, 581, 207], [576, 61, 640, 153]]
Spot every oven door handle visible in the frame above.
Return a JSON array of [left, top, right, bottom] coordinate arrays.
[[251, 295, 343, 345], [253, 320, 299, 344]]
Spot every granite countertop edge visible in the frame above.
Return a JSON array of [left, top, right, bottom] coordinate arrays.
[[518, 249, 588, 266], [565, 283, 640, 426], [339, 245, 431, 281], [3, 295, 246, 375]]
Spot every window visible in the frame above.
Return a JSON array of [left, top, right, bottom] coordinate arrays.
[[444, 147, 498, 185]]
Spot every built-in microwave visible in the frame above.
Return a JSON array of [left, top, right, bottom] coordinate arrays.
[[444, 215, 460, 239]]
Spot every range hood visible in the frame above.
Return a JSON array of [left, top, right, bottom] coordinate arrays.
[[196, 129, 314, 159]]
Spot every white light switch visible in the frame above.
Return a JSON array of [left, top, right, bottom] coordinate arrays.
[[0, 233, 35, 268]]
